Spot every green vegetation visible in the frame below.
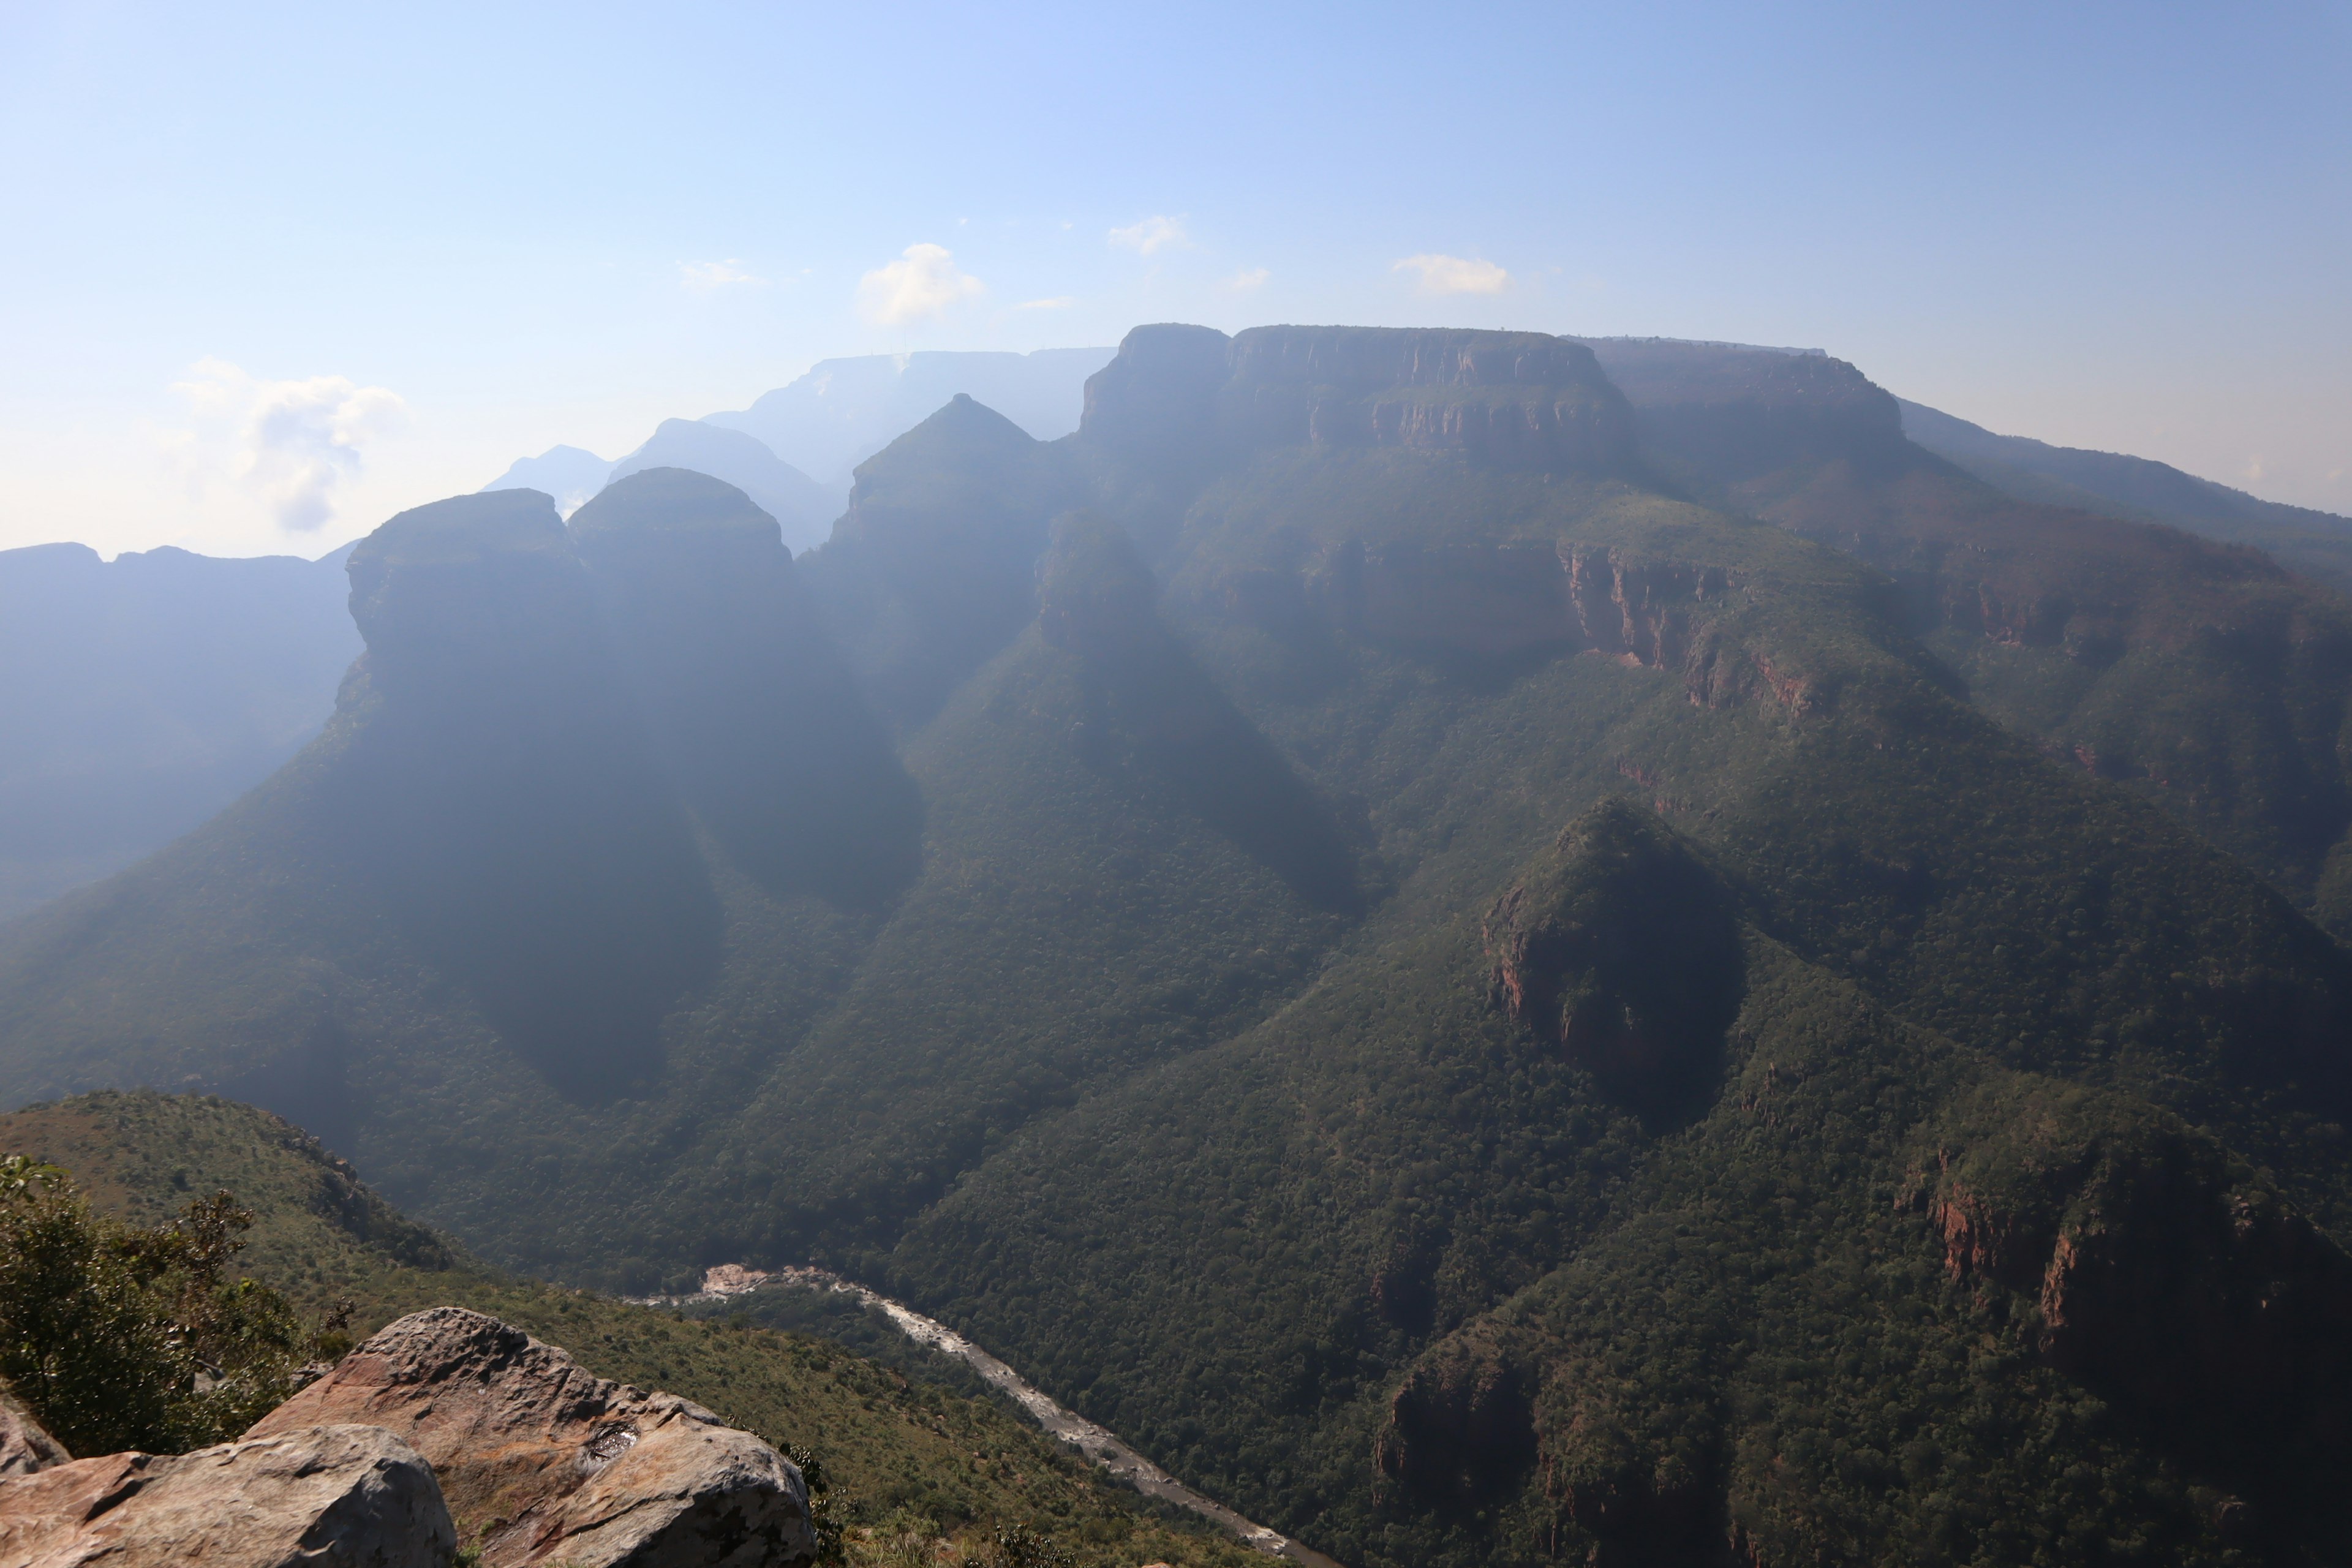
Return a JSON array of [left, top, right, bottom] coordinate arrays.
[[0, 1090, 1254, 1568], [6, 325, 2352, 1563], [0, 1152, 315, 1455]]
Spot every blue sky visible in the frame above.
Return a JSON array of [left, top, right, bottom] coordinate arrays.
[[2, 1, 2346, 556]]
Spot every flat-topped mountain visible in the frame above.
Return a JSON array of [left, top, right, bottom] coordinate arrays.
[[7, 323, 2352, 1564]]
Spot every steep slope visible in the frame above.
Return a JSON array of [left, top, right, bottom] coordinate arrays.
[[9, 323, 2352, 1565], [1899, 397, 2352, 594], [1589, 336, 2352, 933], [0, 540, 358, 919], [0, 1088, 1254, 1568], [0, 481, 893, 1276]]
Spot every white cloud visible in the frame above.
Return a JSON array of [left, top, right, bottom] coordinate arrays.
[[166, 359, 407, 533], [1109, 214, 1189, 255], [1016, 296, 1077, 311], [1393, 254, 1512, 295], [679, 258, 765, 292], [856, 243, 986, 325], [1224, 267, 1270, 292]]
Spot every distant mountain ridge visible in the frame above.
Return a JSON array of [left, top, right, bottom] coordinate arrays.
[[703, 346, 1114, 486], [480, 347, 1114, 554], [1898, 396, 2352, 592], [0, 540, 358, 921]]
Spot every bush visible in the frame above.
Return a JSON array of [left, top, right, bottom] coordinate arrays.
[[0, 1153, 311, 1455]]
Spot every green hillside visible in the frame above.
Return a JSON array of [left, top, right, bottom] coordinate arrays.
[[0, 1088, 1253, 1568], [1590, 336, 2352, 936], [1897, 395, 2352, 597], [5, 325, 2352, 1564]]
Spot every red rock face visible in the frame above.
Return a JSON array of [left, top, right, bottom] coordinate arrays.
[[1373, 1332, 1536, 1510], [1919, 1098, 2352, 1453], [1482, 802, 1744, 1125]]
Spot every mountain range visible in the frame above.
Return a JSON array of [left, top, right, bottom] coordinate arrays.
[[482, 345, 1118, 548], [9, 325, 2352, 1563], [0, 540, 358, 921]]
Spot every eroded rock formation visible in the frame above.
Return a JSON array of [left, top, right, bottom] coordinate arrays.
[[1082, 323, 1637, 475], [249, 1307, 815, 1567], [0, 1423, 453, 1568], [1484, 801, 1744, 1122], [1917, 1082, 2352, 1460], [1372, 1327, 1537, 1510]]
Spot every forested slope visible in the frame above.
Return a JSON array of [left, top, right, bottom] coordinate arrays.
[[1588, 336, 2352, 934], [4, 325, 2352, 1564]]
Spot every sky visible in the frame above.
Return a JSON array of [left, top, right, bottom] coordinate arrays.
[[1, 1, 2346, 559]]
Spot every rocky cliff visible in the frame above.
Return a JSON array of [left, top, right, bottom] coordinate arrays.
[[1083, 324, 1636, 478], [571, 467, 921, 907], [333, 491, 720, 1101]]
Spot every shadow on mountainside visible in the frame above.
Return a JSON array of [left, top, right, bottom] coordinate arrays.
[[1039, 511, 1371, 914]]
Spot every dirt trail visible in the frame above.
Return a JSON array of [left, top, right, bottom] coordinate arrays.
[[690, 1264, 1346, 1568]]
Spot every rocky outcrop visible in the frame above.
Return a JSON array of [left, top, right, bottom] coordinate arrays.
[[332, 491, 720, 1101], [1373, 1326, 1536, 1510], [1376, 1328, 1729, 1563], [249, 1308, 815, 1567], [571, 467, 922, 908], [1081, 325, 1636, 475], [1917, 1083, 2352, 1460], [1578, 337, 1904, 484], [0, 1382, 67, 1476], [1484, 802, 1743, 1123], [0, 1423, 453, 1567]]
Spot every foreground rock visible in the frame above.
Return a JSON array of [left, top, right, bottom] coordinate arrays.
[[251, 1306, 815, 1567], [0, 1423, 452, 1567], [0, 1383, 67, 1477]]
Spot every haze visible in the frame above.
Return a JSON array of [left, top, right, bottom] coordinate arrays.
[[1, 0, 2345, 559]]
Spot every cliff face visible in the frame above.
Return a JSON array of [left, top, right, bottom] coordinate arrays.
[[1483, 802, 1743, 1123], [1918, 1082, 2352, 1464], [1081, 324, 1637, 478], [1580, 337, 1903, 483], [571, 468, 921, 907], [1257, 537, 1792, 713], [1591, 337, 2352, 933], [334, 491, 720, 1101]]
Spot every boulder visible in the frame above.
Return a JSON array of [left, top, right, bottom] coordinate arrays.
[[250, 1306, 815, 1567], [0, 1422, 453, 1567], [0, 1382, 67, 1477]]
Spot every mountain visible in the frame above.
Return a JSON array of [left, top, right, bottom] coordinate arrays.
[[1586, 335, 2352, 936], [478, 443, 612, 516], [7, 323, 2352, 1562], [481, 349, 1111, 553], [0, 1087, 1253, 1568], [1897, 397, 2352, 594], [0, 540, 358, 921], [604, 419, 837, 552], [704, 347, 1115, 488]]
